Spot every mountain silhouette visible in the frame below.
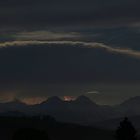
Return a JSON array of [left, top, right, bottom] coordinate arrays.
[[0, 99, 27, 113], [120, 96, 140, 107], [43, 96, 62, 104], [75, 95, 98, 106], [117, 96, 140, 116], [1, 96, 140, 125]]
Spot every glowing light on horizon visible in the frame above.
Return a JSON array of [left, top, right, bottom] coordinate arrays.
[[21, 97, 47, 105], [63, 96, 76, 101]]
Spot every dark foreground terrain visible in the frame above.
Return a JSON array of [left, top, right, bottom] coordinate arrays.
[[0, 116, 114, 140]]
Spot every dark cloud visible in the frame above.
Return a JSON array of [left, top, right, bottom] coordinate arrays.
[[0, 43, 139, 104], [0, 0, 140, 28], [0, 44, 140, 85]]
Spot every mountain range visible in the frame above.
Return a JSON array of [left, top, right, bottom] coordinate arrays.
[[0, 96, 140, 125]]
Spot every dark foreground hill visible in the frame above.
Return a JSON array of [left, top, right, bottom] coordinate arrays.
[[0, 116, 114, 140]]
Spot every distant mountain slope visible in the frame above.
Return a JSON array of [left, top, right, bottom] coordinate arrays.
[[0, 99, 27, 112], [1, 96, 140, 125], [116, 96, 140, 116]]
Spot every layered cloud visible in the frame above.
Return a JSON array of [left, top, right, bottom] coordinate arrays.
[[15, 31, 81, 41], [0, 40, 140, 59]]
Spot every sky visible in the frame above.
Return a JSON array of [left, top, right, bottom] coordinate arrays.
[[0, 0, 140, 105]]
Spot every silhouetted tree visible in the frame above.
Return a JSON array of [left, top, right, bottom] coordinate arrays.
[[13, 128, 49, 140], [116, 117, 137, 140]]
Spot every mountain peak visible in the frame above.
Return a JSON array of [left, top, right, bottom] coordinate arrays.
[[42, 96, 63, 104], [6, 98, 25, 105], [76, 95, 97, 106], [121, 96, 140, 106], [76, 95, 91, 101]]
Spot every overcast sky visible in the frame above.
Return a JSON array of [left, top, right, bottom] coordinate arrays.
[[0, 0, 140, 105]]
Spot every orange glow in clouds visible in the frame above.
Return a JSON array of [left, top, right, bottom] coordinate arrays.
[[63, 96, 76, 101], [22, 97, 47, 105]]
